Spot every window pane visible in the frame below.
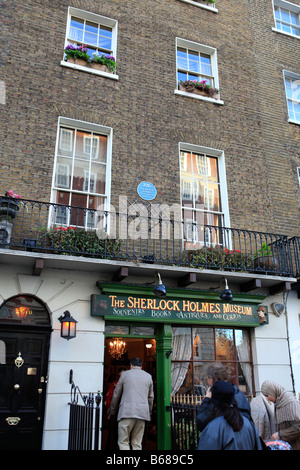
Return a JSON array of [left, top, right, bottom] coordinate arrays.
[[98, 26, 112, 50], [215, 328, 235, 361], [75, 131, 89, 160], [171, 361, 192, 395], [59, 128, 74, 156], [290, 12, 299, 25], [69, 17, 84, 42], [292, 81, 300, 101], [200, 54, 212, 76], [207, 157, 219, 181], [193, 328, 214, 360], [178, 71, 187, 83], [193, 363, 208, 396], [188, 50, 200, 73], [177, 48, 188, 69], [105, 325, 129, 335], [56, 157, 71, 189], [282, 23, 291, 33], [91, 163, 106, 194], [238, 362, 253, 395], [85, 32, 98, 46], [195, 181, 206, 207], [294, 102, 300, 121], [187, 73, 199, 81], [131, 326, 156, 336], [85, 21, 98, 34], [171, 327, 192, 360], [98, 135, 107, 162], [281, 9, 291, 23]]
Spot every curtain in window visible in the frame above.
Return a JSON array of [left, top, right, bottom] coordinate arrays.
[[236, 331, 252, 395], [171, 327, 197, 395]]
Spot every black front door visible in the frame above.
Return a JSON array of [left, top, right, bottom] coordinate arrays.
[[0, 331, 50, 450], [0, 295, 51, 451]]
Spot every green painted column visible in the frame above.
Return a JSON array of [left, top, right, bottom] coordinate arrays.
[[155, 323, 172, 450]]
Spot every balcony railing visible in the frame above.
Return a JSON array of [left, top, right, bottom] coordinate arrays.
[[0, 198, 299, 278]]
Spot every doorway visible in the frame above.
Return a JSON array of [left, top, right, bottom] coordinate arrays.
[[0, 295, 51, 450], [102, 336, 157, 450]]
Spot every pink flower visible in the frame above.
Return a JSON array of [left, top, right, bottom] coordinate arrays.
[[5, 190, 21, 199]]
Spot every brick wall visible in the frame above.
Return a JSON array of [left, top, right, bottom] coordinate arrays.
[[0, 0, 299, 235]]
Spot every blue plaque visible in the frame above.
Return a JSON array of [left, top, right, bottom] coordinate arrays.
[[137, 181, 157, 201]]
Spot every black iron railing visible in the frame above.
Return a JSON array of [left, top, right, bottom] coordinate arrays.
[[68, 370, 101, 451], [0, 197, 299, 277], [170, 402, 201, 451]]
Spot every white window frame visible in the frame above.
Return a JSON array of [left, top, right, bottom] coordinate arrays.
[[175, 38, 224, 105], [179, 142, 230, 246], [178, 0, 218, 13], [51, 117, 113, 230], [283, 70, 300, 125], [60, 7, 119, 80], [272, 0, 300, 39]]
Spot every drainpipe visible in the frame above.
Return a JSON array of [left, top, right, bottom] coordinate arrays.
[[284, 291, 296, 394]]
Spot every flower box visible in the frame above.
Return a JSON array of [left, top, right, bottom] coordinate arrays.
[[194, 0, 215, 4], [0, 197, 19, 220], [91, 62, 110, 73], [253, 256, 279, 271], [0, 191, 21, 221], [179, 82, 220, 100], [91, 52, 116, 74], [64, 44, 90, 67]]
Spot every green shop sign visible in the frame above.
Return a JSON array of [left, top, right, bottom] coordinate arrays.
[[91, 289, 268, 327]]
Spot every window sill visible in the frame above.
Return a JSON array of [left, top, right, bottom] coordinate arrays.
[[179, 0, 218, 13], [272, 27, 300, 40], [288, 118, 300, 126], [60, 61, 119, 80], [174, 89, 224, 105]]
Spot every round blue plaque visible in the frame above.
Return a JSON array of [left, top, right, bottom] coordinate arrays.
[[137, 181, 157, 201]]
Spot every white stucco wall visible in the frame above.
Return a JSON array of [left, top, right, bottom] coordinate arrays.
[[0, 264, 105, 450], [251, 291, 299, 397], [286, 290, 300, 399]]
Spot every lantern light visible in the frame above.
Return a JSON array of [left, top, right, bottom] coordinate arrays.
[[153, 272, 167, 297], [58, 310, 77, 340]]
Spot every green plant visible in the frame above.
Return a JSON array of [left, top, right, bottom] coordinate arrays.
[[179, 79, 219, 98], [184, 246, 250, 271], [92, 52, 117, 73], [253, 243, 273, 259], [39, 226, 119, 258], [64, 44, 90, 62]]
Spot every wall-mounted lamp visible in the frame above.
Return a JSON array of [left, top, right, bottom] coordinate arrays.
[[58, 310, 77, 340], [220, 278, 233, 302], [153, 272, 166, 297]]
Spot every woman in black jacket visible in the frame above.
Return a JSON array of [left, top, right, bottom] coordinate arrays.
[[197, 381, 262, 450]]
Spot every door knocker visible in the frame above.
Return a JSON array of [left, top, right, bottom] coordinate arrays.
[[15, 352, 24, 368]]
